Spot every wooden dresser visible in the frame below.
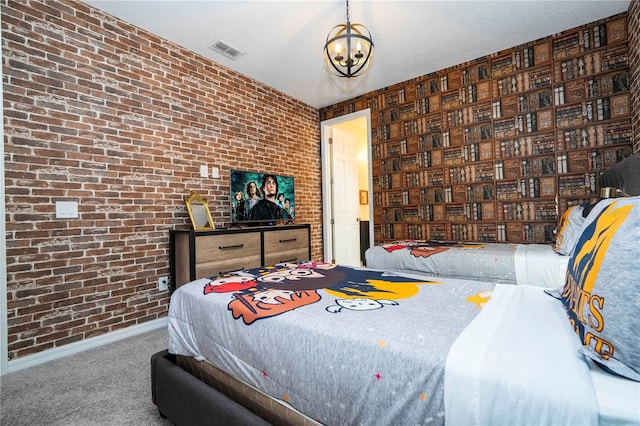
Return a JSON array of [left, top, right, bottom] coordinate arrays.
[[169, 224, 311, 291]]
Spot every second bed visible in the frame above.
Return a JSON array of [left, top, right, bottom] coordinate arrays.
[[365, 240, 568, 289]]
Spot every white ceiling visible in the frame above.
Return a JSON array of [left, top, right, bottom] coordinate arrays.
[[84, 0, 630, 109]]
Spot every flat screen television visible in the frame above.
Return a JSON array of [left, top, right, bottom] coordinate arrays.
[[230, 169, 295, 225]]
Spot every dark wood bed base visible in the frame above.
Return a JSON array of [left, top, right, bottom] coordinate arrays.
[[151, 350, 269, 425], [151, 350, 318, 426]]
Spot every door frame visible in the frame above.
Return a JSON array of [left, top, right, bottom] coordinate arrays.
[[320, 109, 373, 263]]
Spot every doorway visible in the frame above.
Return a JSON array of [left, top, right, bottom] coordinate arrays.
[[320, 109, 372, 266]]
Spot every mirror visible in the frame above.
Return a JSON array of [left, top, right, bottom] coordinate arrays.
[[184, 191, 215, 230]]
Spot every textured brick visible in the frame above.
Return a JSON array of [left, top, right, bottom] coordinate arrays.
[[3, 0, 321, 360]]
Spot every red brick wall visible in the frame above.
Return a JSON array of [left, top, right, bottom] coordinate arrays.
[[2, 0, 322, 360], [629, 0, 640, 153]]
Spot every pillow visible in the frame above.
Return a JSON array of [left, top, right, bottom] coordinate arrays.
[[558, 196, 640, 381], [552, 204, 585, 255]]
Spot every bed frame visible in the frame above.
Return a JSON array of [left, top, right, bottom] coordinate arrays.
[[151, 350, 269, 425], [151, 350, 317, 426]]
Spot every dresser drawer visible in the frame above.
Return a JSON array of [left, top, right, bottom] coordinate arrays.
[[263, 248, 309, 266], [195, 233, 261, 275], [263, 228, 310, 265], [195, 233, 261, 262]]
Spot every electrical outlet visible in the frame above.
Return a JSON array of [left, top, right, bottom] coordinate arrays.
[[158, 276, 170, 291]]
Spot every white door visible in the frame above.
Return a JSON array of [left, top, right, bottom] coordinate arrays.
[[331, 127, 362, 267]]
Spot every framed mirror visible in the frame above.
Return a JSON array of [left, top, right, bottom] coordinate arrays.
[[184, 191, 215, 230]]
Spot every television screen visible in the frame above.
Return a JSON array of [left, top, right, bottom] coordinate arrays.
[[230, 169, 295, 224]]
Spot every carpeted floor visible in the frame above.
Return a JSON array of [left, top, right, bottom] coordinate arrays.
[[0, 327, 173, 426]]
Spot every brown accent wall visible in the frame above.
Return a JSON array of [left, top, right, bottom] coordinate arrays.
[[321, 13, 633, 244], [2, 0, 322, 360], [629, 0, 640, 153]]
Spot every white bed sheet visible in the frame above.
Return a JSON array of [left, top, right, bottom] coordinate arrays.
[[588, 358, 640, 425], [445, 284, 639, 426], [514, 244, 569, 290], [445, 284, 597, 425]]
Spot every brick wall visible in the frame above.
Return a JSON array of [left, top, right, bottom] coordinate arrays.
[[2, 0, 322, 360], [629, 0, 640, 153]]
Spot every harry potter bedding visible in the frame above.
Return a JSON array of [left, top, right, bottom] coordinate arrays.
[[167, 255, 639, 424], [169, 263, 484, 425], [364, 240, 568, 289]]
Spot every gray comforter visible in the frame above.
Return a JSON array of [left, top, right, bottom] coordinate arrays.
[[365, 240, 519, 283], [169, 263, 495, 425]]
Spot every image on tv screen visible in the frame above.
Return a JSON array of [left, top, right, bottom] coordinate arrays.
[[230, 169, 295, 223]]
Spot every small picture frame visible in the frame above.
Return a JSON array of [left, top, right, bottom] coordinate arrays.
[[184, 191, 215, 230], [359, 190, 369, 205]]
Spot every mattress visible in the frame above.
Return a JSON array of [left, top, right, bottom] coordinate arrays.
[[167, 262, 637, 425], [169, 263, 494, 424], [365, 240, 569, 289]]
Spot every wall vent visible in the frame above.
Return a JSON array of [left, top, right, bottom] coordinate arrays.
[[209, 40, 245, 60]]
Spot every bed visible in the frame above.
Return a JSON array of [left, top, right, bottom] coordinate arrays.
[[365, 154, 640, 290], [152, 181, 640, 424], [364, 240, 569, 289], [153, 192, 640, 425], [154, 266, 639, 425]]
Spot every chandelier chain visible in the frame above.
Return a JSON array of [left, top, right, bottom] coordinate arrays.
[[346, 0, 350, 24]]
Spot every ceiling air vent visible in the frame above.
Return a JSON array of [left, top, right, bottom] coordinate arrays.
[[209, 39, 245, 60]]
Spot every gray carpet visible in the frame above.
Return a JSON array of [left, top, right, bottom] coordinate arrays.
[[0, 328, 173, 426]]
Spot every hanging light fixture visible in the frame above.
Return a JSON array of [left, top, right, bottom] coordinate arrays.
[[324, 0, 374, 78]]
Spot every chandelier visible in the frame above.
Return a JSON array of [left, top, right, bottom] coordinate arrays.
[[324, 0, 374, 78]]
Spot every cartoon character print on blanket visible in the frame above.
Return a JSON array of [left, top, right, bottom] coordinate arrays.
[[381, 240, 485, 258], [202, 262, 440, 324]]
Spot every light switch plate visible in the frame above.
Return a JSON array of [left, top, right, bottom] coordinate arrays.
[[56, 201, 78, 219]]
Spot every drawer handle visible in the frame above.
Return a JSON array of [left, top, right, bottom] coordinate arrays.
[[219, 268, 244, 275], [280, 258, 297, 263], [219, 244, 244, 250], [279, 238, 297, 243]]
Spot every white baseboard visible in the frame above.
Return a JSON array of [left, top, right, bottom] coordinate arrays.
[[5, 317, 168, 375]]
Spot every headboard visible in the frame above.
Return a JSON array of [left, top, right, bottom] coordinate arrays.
[[599, 153, 640, 196]]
